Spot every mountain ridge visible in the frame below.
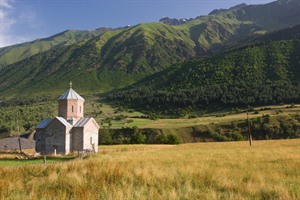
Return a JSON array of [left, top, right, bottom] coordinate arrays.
[[1, 0, 300, 100]]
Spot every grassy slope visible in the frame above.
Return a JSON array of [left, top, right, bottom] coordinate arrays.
[[2, 1, 300, 98], [0, 140, 299, 199], [0, 23, 197, 97], [0, 29, 107, 67]]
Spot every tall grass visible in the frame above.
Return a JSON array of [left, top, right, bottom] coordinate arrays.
[[0, 140, 299, 199]]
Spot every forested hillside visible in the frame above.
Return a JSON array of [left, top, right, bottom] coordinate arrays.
[[107, 39, 300, 112]]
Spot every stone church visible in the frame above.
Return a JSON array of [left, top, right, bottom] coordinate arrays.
[[35, 83, 100, 155]]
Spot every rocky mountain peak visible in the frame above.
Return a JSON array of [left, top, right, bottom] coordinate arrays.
[[159, 17, 190, 26]]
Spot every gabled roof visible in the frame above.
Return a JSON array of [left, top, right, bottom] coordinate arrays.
[[74, 117, 100, 129], [55, 117, 72, 127], [36, 119, 52, 129], [74, 117, 91, 127], [58, 88, 84, 100], [36, 117, 72, 129]]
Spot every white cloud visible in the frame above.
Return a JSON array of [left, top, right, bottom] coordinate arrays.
[[0, 0, 12, 9], [0, 0, 16, 47], [0, 0, 39, 48]]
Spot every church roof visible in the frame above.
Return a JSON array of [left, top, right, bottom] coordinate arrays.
[[58, 88, 84, 101], [36, 117, 73, 129], [74, 117, 92, 127], [36, 119, 52, 129], [55, 117, 72, 127], [74, 117, 100, 129]]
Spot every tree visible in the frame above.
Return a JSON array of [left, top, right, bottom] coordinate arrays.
[[167, 134, 180, 144], [156, 133, 168, 144], [98, 128, 112, 145], [130, 126, 146, 144]]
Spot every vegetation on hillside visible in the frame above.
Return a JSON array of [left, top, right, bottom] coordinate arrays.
[[107, 40, 300, 112], [98, 113, 300, 145], [0, 29, 108, 68], [1, 0, 300, 97], [0, 99, 56, 138]]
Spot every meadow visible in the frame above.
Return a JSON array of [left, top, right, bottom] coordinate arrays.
[[90, 103, 300, 129], [0, 139, 299, 199]]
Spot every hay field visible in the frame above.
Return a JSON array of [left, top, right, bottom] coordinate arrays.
[[0, 139, 299, 199]]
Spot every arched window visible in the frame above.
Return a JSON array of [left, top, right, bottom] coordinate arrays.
[[72, 106, 74, 112]]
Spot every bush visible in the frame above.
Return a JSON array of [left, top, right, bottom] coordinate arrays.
[[167, 134, 180, 144], [130, 126, 146, 144], [228, 132, 244, 141], [156, 133, 168, 144], [99, 128, 112, 145], [208, 130, 228, 141]]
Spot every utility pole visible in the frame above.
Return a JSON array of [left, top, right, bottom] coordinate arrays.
[[18, 136, 22, 153], [247, 110, 252, 146], [17, 109, 23, 153]]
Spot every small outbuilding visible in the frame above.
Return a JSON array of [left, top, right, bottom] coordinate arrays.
[[35, 83, 100, 155]]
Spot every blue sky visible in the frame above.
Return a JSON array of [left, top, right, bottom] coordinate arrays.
[[0, 0, 274, 47]]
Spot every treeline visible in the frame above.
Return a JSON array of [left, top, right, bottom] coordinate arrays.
[[0, 103, 55, 137], [0, 96, 52, 107], [99, 126, 180, 145], [107, 81, 300, 112], [106, 40, 300, 112], [98, 114, 300, 145]]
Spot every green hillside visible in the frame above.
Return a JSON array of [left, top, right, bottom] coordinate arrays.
[[1, 0, 300, 99], [0, 23, 196, 97], [106, 37, 300, 112], [0, 29, 109, 68]]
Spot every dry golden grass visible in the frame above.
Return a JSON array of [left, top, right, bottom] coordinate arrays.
[[0, 139, 299, 199]]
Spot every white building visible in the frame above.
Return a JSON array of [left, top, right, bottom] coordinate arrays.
[[35, 84, 100, 155]]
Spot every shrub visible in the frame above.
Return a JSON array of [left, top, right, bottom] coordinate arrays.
[[228, 131, 244, 141], [156, 133, 168, 144], [167, 134, 180, 144], [130, 126, 146, 144], [208, 130, 228, 141], [99, 129, 112, 145]]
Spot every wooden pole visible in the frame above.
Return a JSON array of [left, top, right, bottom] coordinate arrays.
[[17, 109, 22, 153], [18, 136, 22, 153], [43, 155, 47, 166], [247, 111, 252, 146]]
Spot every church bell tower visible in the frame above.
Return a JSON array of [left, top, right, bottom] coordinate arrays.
[[57, 82, 85, 123]]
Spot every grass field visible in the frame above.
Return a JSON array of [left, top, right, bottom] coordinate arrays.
[[0, 156, 75, 167], [0, 150, 75, 166], [122, 105, 300, 129], [0, 139, 299, 199]]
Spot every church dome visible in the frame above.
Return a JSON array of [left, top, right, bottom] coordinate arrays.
[[58, 88, 84, 100]]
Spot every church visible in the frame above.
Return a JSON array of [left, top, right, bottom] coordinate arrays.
[[35, 83, 100, 155]]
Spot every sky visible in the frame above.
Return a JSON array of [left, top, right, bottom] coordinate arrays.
[[0, 0, 275, 48]]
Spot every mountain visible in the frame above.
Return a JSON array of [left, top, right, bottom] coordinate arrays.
[[106, 25, 300, 111], [1, 0, 300, 99], [0, 28, 110, 68], [0, 23, 196, 97]]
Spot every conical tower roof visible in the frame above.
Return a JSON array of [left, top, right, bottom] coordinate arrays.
[[58, 82, 84, 100]]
